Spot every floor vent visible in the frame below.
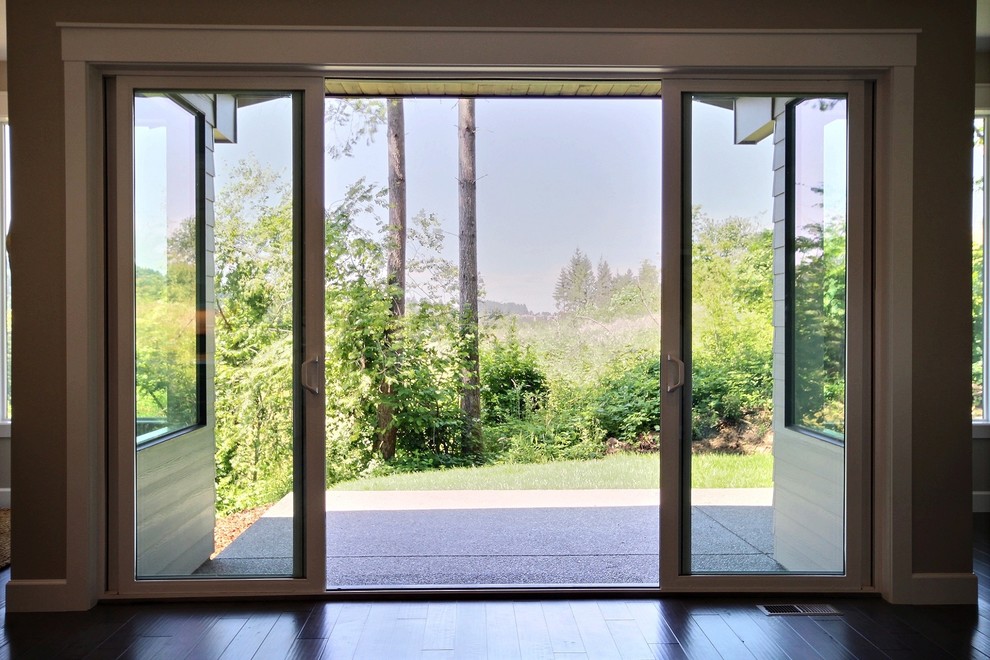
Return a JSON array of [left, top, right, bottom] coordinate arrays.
[[758, 604, 842, 616]]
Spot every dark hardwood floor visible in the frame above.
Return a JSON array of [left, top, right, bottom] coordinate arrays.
[[0, 515, 988, 659]]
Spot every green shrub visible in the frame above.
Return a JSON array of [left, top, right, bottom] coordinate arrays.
[[592, 351, 661, 441], [480, 332, 549, 424], [691, 345, 772, 438]]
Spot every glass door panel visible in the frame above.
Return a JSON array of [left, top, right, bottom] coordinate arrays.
[[132, 91, 303, 578], [684, 94, 848, 574]]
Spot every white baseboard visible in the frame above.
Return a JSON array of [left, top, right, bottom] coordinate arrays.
[[897, 572, 980, 605], [0, 487, 11, 508], [975, 491, 990, 513], [5, 579, 99, 612]]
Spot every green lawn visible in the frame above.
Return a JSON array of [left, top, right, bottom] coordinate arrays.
[[331, 452, 772, 491]]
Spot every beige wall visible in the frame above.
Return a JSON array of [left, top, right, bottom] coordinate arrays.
[[5, 0, 977, 598]]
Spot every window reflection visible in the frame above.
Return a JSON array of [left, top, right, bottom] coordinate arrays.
[[134, 95, 202, 442], [789, 98, 847, 439]]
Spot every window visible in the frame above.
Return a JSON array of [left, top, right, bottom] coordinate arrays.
[[787, 98, 848, 440], [133, 95, 205, 443]]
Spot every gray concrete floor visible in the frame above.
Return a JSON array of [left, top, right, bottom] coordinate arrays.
[[195, 489, 780, 583]]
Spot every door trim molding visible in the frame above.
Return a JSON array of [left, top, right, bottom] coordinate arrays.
[[9, 23, 932, 610]]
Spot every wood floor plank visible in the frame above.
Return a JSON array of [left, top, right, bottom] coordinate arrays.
[[597, 601, 634, 620], [251, 611, 314, 660], [515, 601, 554, 660], [742, 608, 826, 660], [718, 609, 792, 659], [625, 601, 678, 646], [569, 602, 622, 659], [780, 616, 857, 660], [423, 602, 457, 650], [142, 613, 220, 660], [298, 602, 342, 639], [541, 601, 584, 654], [283, 637, 328, 660], [391, 615, 429, 660], [838, 607, 923, 652], [185, 616, 248, 660], [649, 642, 688, 660], [690, 613, 755, 660], [605, 618, 655, 660], [218, 612, 279, 660], [397, 602, 430, 619], [352, 603, 401, 659], [486, 602, 522, 660], [320, 603, 371, 660], [881, 604, 989, 658], [810, 617, 889, 660], [654, 602, 721, 660], [102, 635, 172, 660], [453, 602, 488, 658]]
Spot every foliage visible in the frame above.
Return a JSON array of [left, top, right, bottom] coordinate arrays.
[[212, 160, 295, 513], [791, 219, 847, 435], [592, 351, 660, 440], [196, 108, 831, 515], [553, 248, 660, 320], [134, 217, 200, 434], [324, 193, 475, 482], [553, 249, 595, 312], [690, 212, 774, 438], [975, 239, 985, 416], [479, 329, 548, 424]]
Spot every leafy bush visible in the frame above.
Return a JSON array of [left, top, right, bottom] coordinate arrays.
[[480, 331, 548, 424], [592, 351, 661, 441]]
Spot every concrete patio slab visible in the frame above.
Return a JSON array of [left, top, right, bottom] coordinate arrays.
[[196, 488, 781, 582]]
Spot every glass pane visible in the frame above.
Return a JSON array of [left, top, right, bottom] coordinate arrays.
[[134, 92, 299, 579], [974, 117, 985, 420], [789, 99, 847, 440], [134, 96, 201, 442], [687, 94, 846, 575]]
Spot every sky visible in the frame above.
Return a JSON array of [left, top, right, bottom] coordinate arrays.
[[183, 94, 788, 312]]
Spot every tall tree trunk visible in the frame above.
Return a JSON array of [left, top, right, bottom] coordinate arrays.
[[376, 98, 406, 460], [458, 98, 482, 456]]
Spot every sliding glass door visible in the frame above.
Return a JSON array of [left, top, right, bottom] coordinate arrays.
[[107, 73, 872, 597], [109, 77, 326, 595], [660, 80, 871, 590]]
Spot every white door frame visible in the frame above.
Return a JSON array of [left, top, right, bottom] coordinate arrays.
[[39, 24, 921, 607], [659, 77, 872, 592], [107, 74, 326, 598]]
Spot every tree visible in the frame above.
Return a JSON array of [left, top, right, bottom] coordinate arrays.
[[458, 98, 482, 455], [594, 257, 614, 308], [553, 248, 595, 313], [376, 98, 407, 460]]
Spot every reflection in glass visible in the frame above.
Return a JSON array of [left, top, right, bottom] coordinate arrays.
[[789, 99, 847, 439], [974, 117, 985, 419], [134, 95, 201, 442]]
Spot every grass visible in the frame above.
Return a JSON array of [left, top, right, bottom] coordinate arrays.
[[692, 452, 773, 489], [331, 452, 772, 491]]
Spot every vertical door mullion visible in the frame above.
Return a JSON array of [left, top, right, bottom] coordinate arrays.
[[300, 78, 327, 588], [659, 79, 687, 589], [108, 76, 137, 594]]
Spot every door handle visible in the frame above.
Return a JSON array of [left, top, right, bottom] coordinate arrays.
[[666, 353, 685, 393], [301, 356, 322, 395]]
